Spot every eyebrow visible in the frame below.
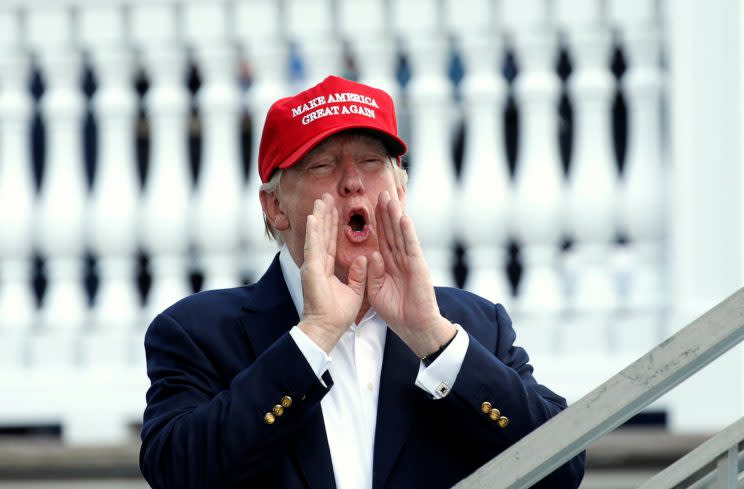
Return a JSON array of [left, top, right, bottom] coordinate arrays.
[[299, 149, 387, 167], [355, 151, 387, 158]]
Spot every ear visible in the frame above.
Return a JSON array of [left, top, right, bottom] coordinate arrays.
[[260, 190, 289, 231]]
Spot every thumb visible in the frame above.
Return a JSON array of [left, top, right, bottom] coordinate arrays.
[[366, 251, 385, 295], [347, 255, 368, 297]]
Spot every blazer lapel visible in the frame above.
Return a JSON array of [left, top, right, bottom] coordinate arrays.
[[241, 255, 301, 355], [241, 254, 336, 489], [372, 331, 420, 489], [293, 380, 337, 489]]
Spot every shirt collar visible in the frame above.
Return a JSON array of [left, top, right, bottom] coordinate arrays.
[[278, 245, 377, 327]]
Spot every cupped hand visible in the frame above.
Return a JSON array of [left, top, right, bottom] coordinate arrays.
[[298, 193, 368, 353], [366, 191, 456, 358]]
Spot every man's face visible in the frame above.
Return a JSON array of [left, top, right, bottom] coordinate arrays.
[[262, 132, 406, 281]]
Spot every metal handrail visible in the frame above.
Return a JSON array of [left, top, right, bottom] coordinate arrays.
[[454, 287, 744, 489], [639, 417, 743, 488]]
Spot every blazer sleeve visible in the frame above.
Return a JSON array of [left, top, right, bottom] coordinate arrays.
[[139, 312, 330, 489], [441, 302, 586, 488]]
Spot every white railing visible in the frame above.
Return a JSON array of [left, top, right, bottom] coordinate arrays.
[[0, 0, 741, 444], [454, 286, 744, 488]]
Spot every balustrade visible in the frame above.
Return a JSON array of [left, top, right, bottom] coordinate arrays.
[[450, 0, 512, 305], [30, 7, 88, 367], [187, 2, 244, 291], [0, 0, 721, 445], [508, 0, 566, 356], [560, 0, 618, 355], [287, 0, 342, 86], [234, 0, 285, 281], [133, 3, 193, 323], [82, 4, 140, 367], [396, 0, 457, 287], [0, 8, 34, 368], [611, 0, 666, 356]]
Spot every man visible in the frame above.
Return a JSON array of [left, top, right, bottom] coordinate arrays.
[[140, 75, 585, 489]]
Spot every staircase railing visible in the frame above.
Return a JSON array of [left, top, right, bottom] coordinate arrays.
[[454, 287, 744, 489], [639, 416, 744, 489]]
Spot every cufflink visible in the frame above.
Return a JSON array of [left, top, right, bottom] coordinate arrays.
[[435, 383, 450, 396]]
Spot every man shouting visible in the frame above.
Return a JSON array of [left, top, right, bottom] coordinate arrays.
[[140, 75, 585, 489]]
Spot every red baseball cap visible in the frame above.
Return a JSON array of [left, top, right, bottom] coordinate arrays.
[[258, 75, 408, 183]]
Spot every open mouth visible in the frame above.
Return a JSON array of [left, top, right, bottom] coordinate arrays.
[[345, 208, 371, 243], [349, 213, 365, 232]]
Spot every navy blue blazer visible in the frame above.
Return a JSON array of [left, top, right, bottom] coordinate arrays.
[[140, 256, 585, 488]]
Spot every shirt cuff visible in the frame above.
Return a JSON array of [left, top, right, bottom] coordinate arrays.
[[415, 324, 469, 399], [289, 326, 332, 384]]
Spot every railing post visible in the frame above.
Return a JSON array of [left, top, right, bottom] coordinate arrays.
[[715, 446, 738, 489], [638, 416, 744, 488], [394, 0, 457, 288], [29, 5, 88, 367], [186, 1, 243, 291], [234, 0, 285, 281], [133, 2, 192, 322], [449, 0, 513, 307], [559, 0, 619, 356], [610, 0, 666, 357], [82, 3, 140, 367], [0, 7, 34, 368], [506, 0, 565, 355]]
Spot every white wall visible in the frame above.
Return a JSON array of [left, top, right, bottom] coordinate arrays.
[[665, 0, 744, 431]]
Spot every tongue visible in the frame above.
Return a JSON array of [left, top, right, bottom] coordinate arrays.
[[349, 214, 365, 231]]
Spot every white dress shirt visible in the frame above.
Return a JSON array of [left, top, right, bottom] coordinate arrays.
[[279, 246, 469, 489]]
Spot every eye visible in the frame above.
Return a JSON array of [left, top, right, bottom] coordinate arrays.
[[306, 161, 335, 174], [359, 157, 385, 169]]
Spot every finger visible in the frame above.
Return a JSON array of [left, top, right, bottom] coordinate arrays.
[[382, 193, 405, 270], [388, 197, 407, 257], [304, 214, 320, 265], [375, 192, 397, 271], [321, 194, 336, 274], [328, 206, 338, 262], [312, 197, 329, 268], [347, 255, 368, 297], [366, 251, 385, 297], [312, 197, 326, 239], [380, 192, 397, 256], [400, 215, 423, 257], [313, 196, 326, 216], [324, 194, 335, 244]]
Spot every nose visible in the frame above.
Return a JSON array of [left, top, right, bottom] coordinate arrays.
[[338, 160, 364, 196]]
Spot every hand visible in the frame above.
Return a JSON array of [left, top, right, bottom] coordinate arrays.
[[298, 193, 368, 353], [367, 191, 456, 358]]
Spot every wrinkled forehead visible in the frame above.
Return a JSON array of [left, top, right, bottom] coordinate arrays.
[[300, 129, 391, 162]]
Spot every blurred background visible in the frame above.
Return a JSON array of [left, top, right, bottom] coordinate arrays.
[[0, 0, 742, 487]]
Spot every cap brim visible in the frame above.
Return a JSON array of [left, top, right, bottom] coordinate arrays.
[[276, 123, 408, 173]]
